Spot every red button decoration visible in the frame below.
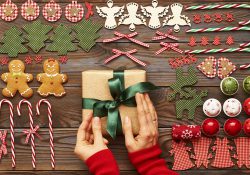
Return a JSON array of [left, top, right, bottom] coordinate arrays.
[[243, 98, 250, 115], [224, 118, 242, 136], [21, 0, 40, 21], [43, 0, 62, 22], [202, 118, 220, 136], [0, 0, 18, 22]]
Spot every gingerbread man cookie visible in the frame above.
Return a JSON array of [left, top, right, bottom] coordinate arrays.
[[1, 60, 33, 98], [37, 58, 67, 97]]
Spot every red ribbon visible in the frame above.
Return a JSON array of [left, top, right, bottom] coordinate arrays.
[[85, 2, 94, 20], [152, 30, 179, 41], [0, 130, 7, 159], [103, 32, 150, 48], [104, 49, 146, 66], [23, 125, 42, 144], [155, 42, 183, 55]]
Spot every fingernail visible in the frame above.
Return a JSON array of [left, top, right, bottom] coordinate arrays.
[[125, 116, 129, 124], [94, 117, 99, 124]]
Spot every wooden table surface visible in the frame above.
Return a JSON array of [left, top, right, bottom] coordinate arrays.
[[0, 0, 249, 174]]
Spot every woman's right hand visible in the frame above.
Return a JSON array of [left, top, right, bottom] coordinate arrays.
[[122, 93, 159, 153]]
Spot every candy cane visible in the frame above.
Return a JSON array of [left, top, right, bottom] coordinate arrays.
[[186, 3, 250, 10], [239, 64, 250, 70], [185, 47, 250, 54], [0, 99, 15, 168], [240, 42, 250, 48], [36, 99, 55, 169], [17, 99, 37, 169], [186, 26, 250, 33], [239, 20, 250, 26]]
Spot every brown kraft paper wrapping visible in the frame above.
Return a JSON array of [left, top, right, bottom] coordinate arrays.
[[82, 70, 146, 136]]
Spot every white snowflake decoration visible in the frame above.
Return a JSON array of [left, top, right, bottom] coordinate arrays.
[[118, 2, 146, 31], [140, 0, 169, 29], [96, 0, 124, 29], [181, 129, 193, 139], [163, 3, 191, 33]]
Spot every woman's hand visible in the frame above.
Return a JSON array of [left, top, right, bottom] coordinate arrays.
[[74, 112, 108, 161], [123, 93, 158, 153]]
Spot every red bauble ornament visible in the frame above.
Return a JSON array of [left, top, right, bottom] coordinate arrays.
[[243, 118, 250, 136], [243, 98, 250, 115], [224, 118, 242, 136], [202, 118, 220, 136]]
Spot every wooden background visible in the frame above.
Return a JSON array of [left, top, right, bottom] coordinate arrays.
[[0, 0, 249, 174]]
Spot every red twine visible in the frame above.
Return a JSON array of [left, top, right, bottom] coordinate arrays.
[[85, 2, 94, 20], [0, 130, 7, 159], [23, 125, 42, 144]]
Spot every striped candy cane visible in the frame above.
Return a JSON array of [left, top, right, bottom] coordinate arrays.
[[17, 99, 37, 169], [0, 99, 15, 168], [240, 64, 250, 70], [36, 99, 55, 169], [185, 47, 250, 54], [186, 26, 250, 33], [240, 42, 250, 48], [239, 20, 250, 26], [186, 3, 250, 10]]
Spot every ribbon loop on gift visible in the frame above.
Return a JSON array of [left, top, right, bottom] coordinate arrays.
[[103, 31, 149, 48], [0, 130, 7, 159], [23, 125, 42, 144], [104, 49, 147, 66], [82, 71, 158, 138], [156, 42, 183, 55]]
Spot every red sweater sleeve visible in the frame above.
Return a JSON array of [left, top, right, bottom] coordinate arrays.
[[128, 145, 179, 175], [86, 149, 120, 175]]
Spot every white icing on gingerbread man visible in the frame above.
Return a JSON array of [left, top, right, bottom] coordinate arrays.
[[1, 60, 33, 98], [118, 2, 146, 31], [141, 0, 169, 29], [163, 3, 191, 32], [96, 0, 124, 29]]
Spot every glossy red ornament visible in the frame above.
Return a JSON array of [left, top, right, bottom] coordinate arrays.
[[202, 118, 220, 136], [243, 98, 250, 115], [243, 118, 250, 136], [224, 118, 242, 136]]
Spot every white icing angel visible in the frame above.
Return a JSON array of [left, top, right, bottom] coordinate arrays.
[[163, 3, 191, 33], [141, 0, 169, 29], [96, 0, 124, 29], [118, 2, 146, 31]]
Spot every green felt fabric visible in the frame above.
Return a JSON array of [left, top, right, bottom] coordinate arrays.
[[23, 21, 53, 53], [73, 19, 102, 52], [0, 26, 28, 57], [46, 24, 77, 55]]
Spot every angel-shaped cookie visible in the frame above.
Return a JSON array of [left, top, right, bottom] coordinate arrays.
[[118, 2, 146, 31], [141, 0, 169, 29], [163, 3, 191, 32], [96, 0, 124, 29]]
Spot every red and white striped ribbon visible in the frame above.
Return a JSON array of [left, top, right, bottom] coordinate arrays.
[[103, 32, 149, 48], [36, 99, 55, 169], [155, 42, 183, 55], [23, 125, 41, 144], [0, 99, 15, 168], [240, 63, 250, 70], [0, 130, 7, 159], [152, 30, 179, 41], [240, 42, 250, 48], [104, 49, 146, 66], [17, 99, 36, 169], [239, 20, 250, 26]]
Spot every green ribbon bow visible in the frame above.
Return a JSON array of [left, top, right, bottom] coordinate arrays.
[[82, 71, 158, 139]]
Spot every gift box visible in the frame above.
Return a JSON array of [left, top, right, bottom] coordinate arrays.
[[82, 70, 157, 138]]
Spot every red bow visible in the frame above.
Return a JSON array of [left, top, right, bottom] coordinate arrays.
[[152, 30, 179, 41], [155, 42, 183, 55], [23, 125, 42, 144], [104, 49, 146, 66], [103, 32, 149, 48], [85, 2, 94, 20], [0, 130, 7, 159]]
